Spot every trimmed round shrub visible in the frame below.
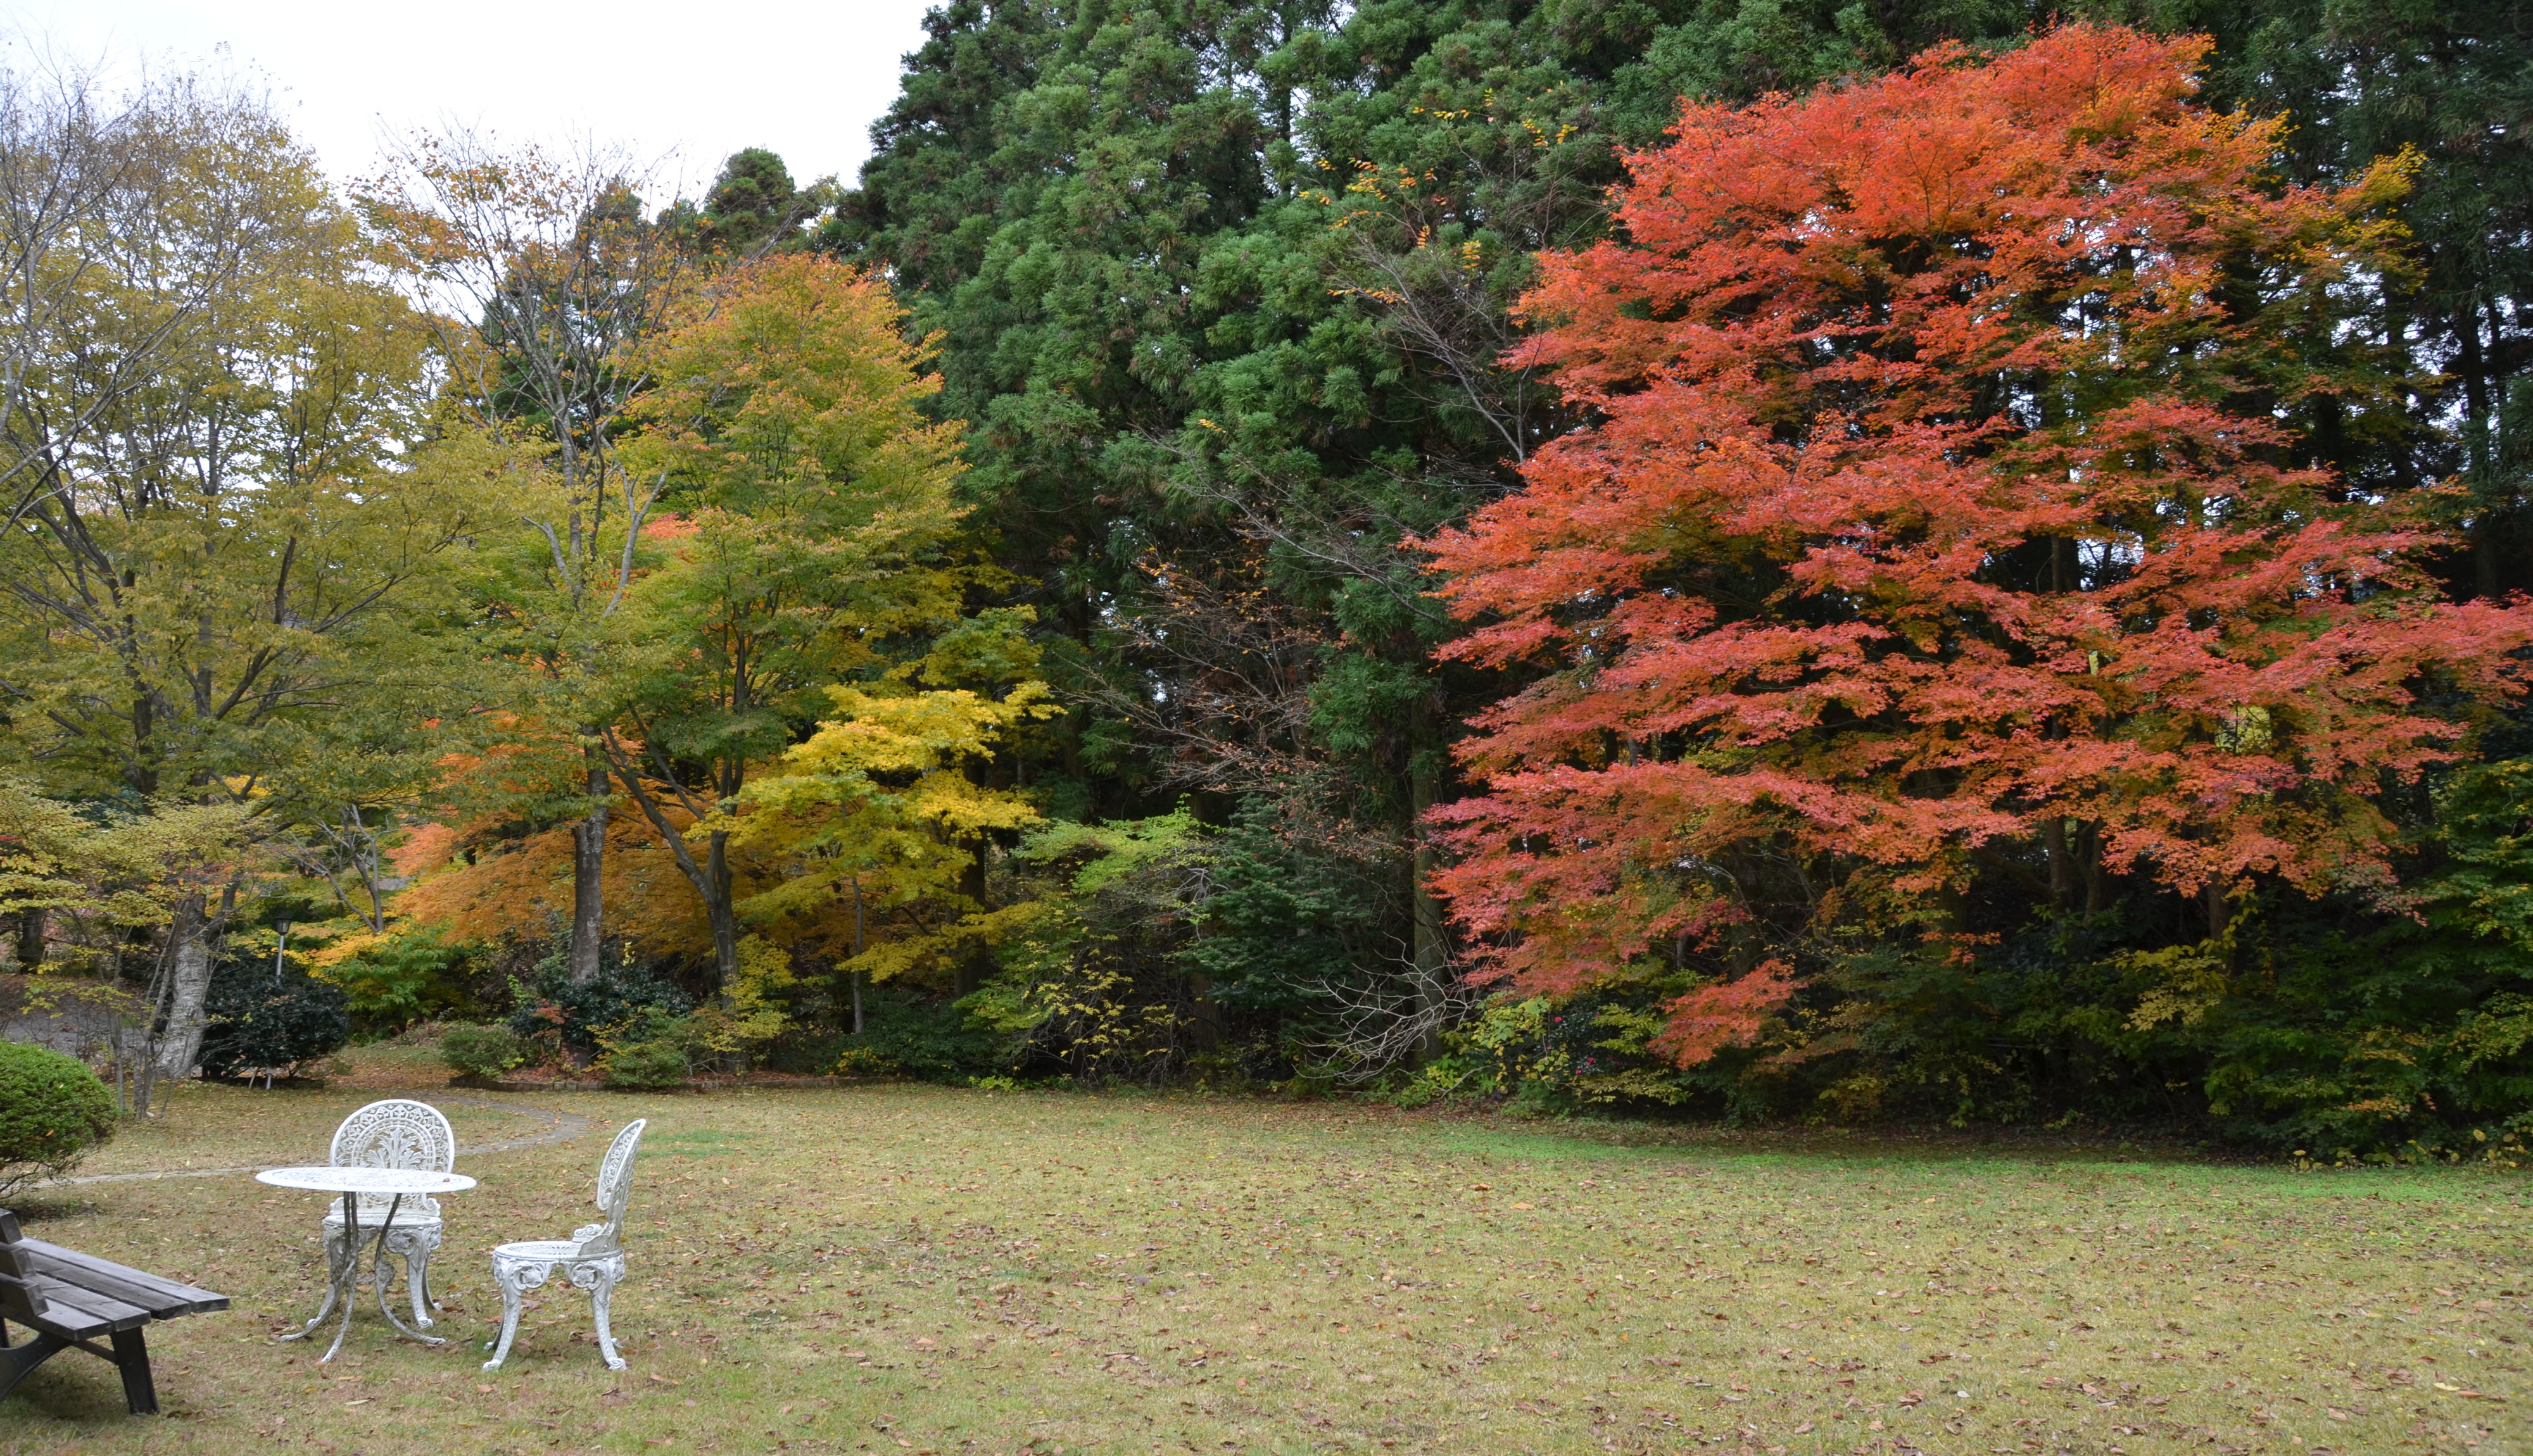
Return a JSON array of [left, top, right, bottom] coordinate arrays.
[[0, 1039, 115, 1193], [441, 1023, 527, 1080]]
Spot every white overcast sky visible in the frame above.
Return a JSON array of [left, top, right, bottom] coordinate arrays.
[[10, 0, 940, 198]]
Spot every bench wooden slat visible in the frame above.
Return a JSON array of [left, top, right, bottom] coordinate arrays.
[[13, 1257, 216, 1321], [3, 1270, 153, 1329], [12, 1240, 228, 1317], [0, 1286, 108, 1339], [0, 1271, 139, 1337]]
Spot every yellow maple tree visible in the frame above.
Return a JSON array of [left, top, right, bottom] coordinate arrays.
[[725, 675, 1058, 986]]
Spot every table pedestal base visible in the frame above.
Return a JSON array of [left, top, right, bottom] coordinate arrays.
[[279, 1194, 445, 1361]]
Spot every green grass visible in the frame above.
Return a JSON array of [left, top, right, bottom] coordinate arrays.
[[1, 1071, 2524, 1455], [645, 1127, 764, 1158]]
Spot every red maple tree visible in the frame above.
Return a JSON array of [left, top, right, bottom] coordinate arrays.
[[1420, 24, 2533, 1062]]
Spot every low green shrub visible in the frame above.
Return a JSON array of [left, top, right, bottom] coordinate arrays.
[[326, 929, 477, 1031], [824, 989, 1002, 1082], [1180, 1050, 1258, 1095], [440, 1023, 526, 1080], [508, 951, 692, 1057], [600, 1038, 690, 1089], [597, 1007, 693, 1089], [201, 950, 351, 1080], [833, 1045, 895, 1077], [0, 1039, 115, 1192]]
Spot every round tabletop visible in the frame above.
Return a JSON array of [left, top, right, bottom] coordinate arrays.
[[255, 1166, 478, 1196]]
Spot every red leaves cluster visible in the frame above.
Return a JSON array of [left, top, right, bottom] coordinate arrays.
[[1420, 25, 2533, 1061]]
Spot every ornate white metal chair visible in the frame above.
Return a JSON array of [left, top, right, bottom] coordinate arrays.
[[305, 1098, 456, 1336], [482, 1118, 647, 1372]]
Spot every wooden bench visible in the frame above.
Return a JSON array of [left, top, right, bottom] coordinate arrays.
[[0, 1209, 228, 1414]]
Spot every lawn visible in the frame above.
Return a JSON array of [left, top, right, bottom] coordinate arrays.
[[0, 1052, 2524, 1455]]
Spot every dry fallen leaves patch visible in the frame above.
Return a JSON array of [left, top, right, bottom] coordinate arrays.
[[0, 1069, 2525, 1455]]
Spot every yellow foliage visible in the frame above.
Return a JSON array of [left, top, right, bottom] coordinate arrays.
[[726, 681, 1058, 979], [296, 924, 383, 969], [2123, 945, 2233, 1031], [690, 935, 797, 1056], [0, 780, 261, 972]]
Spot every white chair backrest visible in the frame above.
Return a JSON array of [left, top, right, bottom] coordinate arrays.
[[329, 1098, 457, 1220], [574, 1120, 647, 1258]]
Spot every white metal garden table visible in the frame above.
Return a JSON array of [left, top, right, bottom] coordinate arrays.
[[255, 1165, 477, 1362]]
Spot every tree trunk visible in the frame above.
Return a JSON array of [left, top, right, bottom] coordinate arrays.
[[13, 908, 40, 969], [570, 750, 609, 984], [702, 828, 740, 989], [2456, 301, 2499, 600], [954, 848, 990, 999], [2043, 817, 2071, 913], [850, 877, 866, 1036], [1409, 744, 1448, 1065], [1183, 972, 1224, 1053], [603, 752, 743, 989], [149, 885, 231, 1110]]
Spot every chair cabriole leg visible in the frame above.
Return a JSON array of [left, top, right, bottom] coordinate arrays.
[[408, 1242, 435, 1330], [590, 1271, 624, 1371], [483, 1262, 527, 1371], [420, 1232, 443, 1311], [300, 1227, 348, 1333]]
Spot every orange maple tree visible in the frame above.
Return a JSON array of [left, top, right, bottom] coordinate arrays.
[[1420, 25, 2533, 1062], [384, 718, 721, 958]]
